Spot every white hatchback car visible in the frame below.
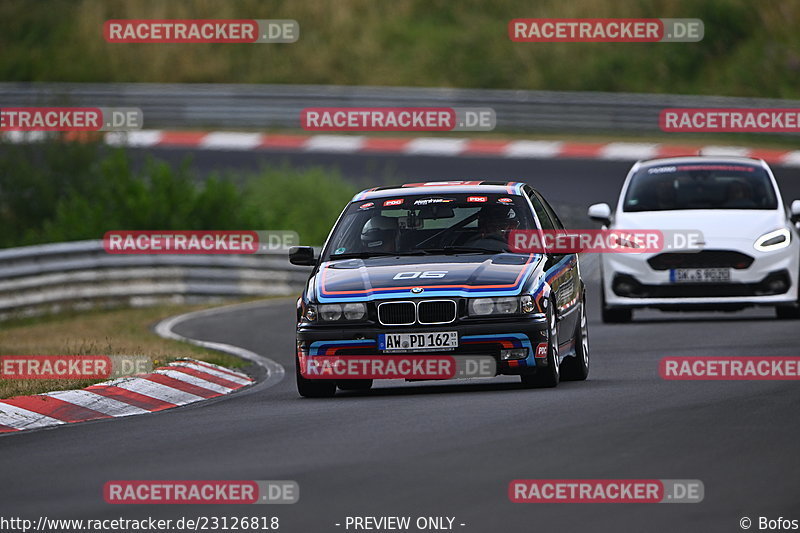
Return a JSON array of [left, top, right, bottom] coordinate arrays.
[[589, 156, 800, 322]]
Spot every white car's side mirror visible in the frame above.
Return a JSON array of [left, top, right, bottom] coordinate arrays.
[[790, 199, 800, 224], [588, 203, 612, 226]]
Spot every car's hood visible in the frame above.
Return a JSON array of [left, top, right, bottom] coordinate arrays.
[[312, 253, 543, 303], [613, 209, 786, 243]]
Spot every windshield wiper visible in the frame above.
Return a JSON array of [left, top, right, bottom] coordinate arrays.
[[328, 251, 426, 260], [417, 246, 501, 255]]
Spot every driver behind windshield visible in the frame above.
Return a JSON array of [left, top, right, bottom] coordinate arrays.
[[360, 215, 398, 253], [463, 205, 519, 251]]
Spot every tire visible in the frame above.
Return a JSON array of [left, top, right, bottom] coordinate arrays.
[[561, 299, 589, 381], [776, 305, 800, 319], [337, 379, 373, 391], [296, 357, 336, 398], [601, 286, 632, 324], [521, 304, 560, 388]]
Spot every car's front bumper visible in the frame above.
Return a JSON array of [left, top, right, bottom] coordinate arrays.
[[600, 241, 799, 309], [296, 316, 551, 378]]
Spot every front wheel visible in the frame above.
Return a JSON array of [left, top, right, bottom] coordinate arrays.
[[521, 304, 560, 388], [776, 305, 800, 319], [561, 299, 589, 381], [296, 357, 337, 398], [601, 285, 632, 323], [337, 379, 373, 391]]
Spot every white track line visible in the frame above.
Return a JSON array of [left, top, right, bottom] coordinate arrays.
[[154, 299, 287, 390], [44, 390, 150, 417], [405, 138, 467, 156], [200, 132, 263, 150], [0, 403, 66, 430], [153, 369, 235, 394], [106, 376, 206, 404], [169, 361, 253, 385]]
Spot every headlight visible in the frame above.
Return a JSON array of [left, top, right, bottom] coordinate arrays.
[[754, 228, 791, 251], [469, 298, 496, 315], [319, 304, 343, 321], [305, 305, 317, 321], [494, 297, 518, 314], [316, 302, 368, 322], [468, 297, 521, 316], [520, 295, 536, 314], [343, 302, 367, 320]]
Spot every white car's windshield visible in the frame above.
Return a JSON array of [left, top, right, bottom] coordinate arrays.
[[323, 193, 537, 260], [623, 163, 778, 212]]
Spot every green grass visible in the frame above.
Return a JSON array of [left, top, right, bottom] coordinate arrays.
[[0, 303, 256, 398], [0, 139, 357, 248], [0, 0, 798, 98]]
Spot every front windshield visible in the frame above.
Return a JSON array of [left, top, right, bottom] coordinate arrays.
[[323, 193, 537, 260], [623, 163, 778, 212]]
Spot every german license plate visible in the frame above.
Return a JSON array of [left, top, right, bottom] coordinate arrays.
[[379, 332, 458, 352], [670, 268, 731, 283]]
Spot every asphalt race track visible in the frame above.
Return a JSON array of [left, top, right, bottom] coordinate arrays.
[[124, 146, 800, 210], [1, 151, 799, 533]]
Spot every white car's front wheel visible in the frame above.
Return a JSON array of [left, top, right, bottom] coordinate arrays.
[[601, 284, 633, 324]]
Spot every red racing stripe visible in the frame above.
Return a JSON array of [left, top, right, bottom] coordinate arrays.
[[85, 385, 177, 412], [748, 149, 791, 163], [158, 131, 206, 146], [464, 139, 512, 154], [167, 366, 245, 389], [186, 360, 252, 381], [362, 137, 412, 152], [0, 423, 20, 433], [653, 144, 700, 158], [260, 134, 308, 148], [144, 373, 221, 399], [0, 396, 110, 423]]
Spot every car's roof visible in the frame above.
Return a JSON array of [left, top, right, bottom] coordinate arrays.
[[636, 156, 768, 169], [352, 181, 526, 201]]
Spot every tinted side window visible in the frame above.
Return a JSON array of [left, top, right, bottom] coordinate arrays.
[[525, 188, 557, 230], [534, 191, 565, 230]]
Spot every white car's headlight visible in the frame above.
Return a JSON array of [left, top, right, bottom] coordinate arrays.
[[754, 228, 791, 252], [317, 303, 367, 321]]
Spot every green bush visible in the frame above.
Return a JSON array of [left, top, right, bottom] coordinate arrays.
[[0, 140, 357, 248]]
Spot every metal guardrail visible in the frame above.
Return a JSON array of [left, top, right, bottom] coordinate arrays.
[[2, 82, 800, 134], [0, 240, 310, 320]]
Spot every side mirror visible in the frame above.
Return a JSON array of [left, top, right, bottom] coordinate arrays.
[[289, 246, 316, 266], [588, 203, 612, 227], [791, 200, 800, 224]]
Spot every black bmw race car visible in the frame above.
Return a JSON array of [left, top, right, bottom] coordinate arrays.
[[290, 181, 589, 397]]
